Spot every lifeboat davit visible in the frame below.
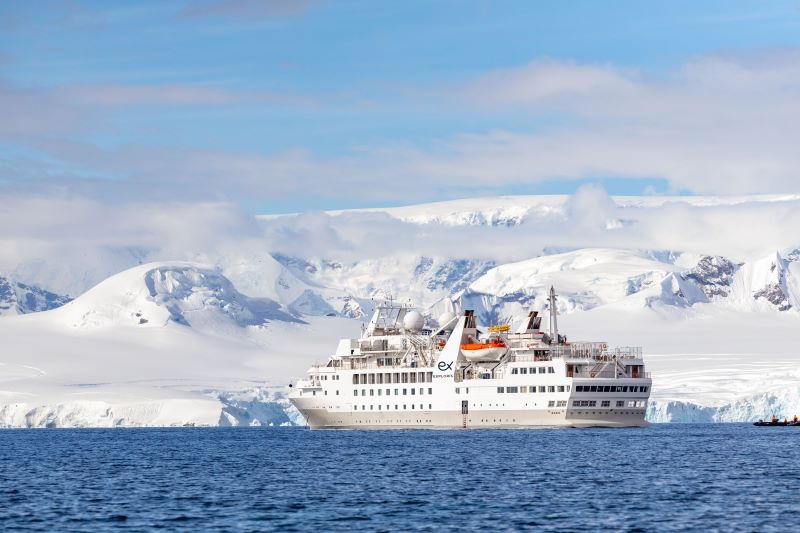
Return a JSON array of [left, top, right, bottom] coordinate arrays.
[[460, 339, 508, 361]]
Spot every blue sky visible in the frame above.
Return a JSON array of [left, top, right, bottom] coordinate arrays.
[[2, 1, 800, 212]]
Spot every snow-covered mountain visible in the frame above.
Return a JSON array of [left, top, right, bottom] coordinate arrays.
[[0, 262, 360, 428], [412, 248, 799, 330], [0, 276, 71, 317], [4, 194, 800, 426], [53, 262, 299, 332], [269, 193, 800, 227]]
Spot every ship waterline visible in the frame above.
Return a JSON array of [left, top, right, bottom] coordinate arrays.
[[289, 287, 651, 429]]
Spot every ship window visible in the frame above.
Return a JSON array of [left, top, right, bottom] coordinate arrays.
[[566, 386, 571, 392], [368, 374, 375, 384], [520, 386, 528, 393], [378, 389, 382, 396], [507, 387, 518, 393], [392, 374, 399, 384], [642, 387, 648, 392], [411, 404, 414, 410], [312, 391, 315, 396], [394, 388, 399, 395], [511, 368, 518, 375], [419, 388, 424, 395], [465, 388, 468, 394], [589, 401, 596, 407], [538, 367, 546, 374], [418, 372, 425, 383], [520, 368, 528, 375], [352, 375, 359, 385], [370, 390, 374, 396], [602, 386, 609, 393], [529, 368, 535, 374], [538, 386, 546, 393], [497, 387, 505, 393], [548, 386, 555, 393], [455, 388, 460, 394], [631, 386, 638, 392], [548, 367, 555, 374], [548, 401, 555, 407], [576, 386, 583, 392], [354, 390, 358, 396], [336, 391, 339, 395], [601, 400, 610, 407], [589, 386, 597, 392], [557, 401, 567, 407], [385, 373, 391, 383], [557, 386, 564, 392], [386, 389, 390, 395], [403, 388, 407, 395], [377, 374, 383, 384], [428, 388, 433, 394], [616, 400, 625, 407], [324, 391, 327, 396], [410, 373, 417, 383], [623, 386, 629, 392], [362, 389, 366, 396], [401, 373, 409, 383], [426, 372, 433, 382], [529, 387, 536, 394], [395, 405, 398, 410], [429, 404, 432, 409], [370, 405, 373, 410], [411, 389, 416, 395]]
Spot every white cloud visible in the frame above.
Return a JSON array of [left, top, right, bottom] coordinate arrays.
[[3, 50, 800, 205]]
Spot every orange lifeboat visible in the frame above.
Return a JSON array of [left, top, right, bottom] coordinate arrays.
[[460, 339, 508, 361]]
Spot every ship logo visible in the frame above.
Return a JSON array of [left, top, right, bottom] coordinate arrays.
[[437, 361, 453, 371]]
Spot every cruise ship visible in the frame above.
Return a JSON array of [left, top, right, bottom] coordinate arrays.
[[289, 287, 651, 429]]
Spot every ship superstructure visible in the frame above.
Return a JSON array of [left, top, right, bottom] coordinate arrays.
[[289, 287, 651, 429]]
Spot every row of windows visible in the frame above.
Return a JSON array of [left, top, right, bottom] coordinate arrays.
[[547, 400, 568, 407], [498, 385, 570, 394], [355, 388, 433, 397], [355, 404, 432, 411], [510, 367, 555, 375], [312, 375, 340, 381], [352, 372, 433, 385], [575, 385, 649, 393], [572, 400, 647, 408]]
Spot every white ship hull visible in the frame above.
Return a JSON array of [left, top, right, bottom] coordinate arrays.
[[293, 402, 648, 429]]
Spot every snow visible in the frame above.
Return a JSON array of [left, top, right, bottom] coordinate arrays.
[[0, 262, 360, 428], [4, 193, 800, 427], [0, 275, 71, 317], [259, 193, 800, 226]]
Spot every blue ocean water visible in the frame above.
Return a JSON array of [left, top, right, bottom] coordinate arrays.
[[1, 424, 798, 531]]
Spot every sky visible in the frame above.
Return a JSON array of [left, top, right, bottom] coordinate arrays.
[[3, 0, 800, 213]]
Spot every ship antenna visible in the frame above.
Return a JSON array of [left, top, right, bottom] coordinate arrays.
[[549, 286, 559, 345]]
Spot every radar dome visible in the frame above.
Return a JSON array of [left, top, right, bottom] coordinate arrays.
[[437, 311, 457, 330], [403, 310, 424, 331]]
